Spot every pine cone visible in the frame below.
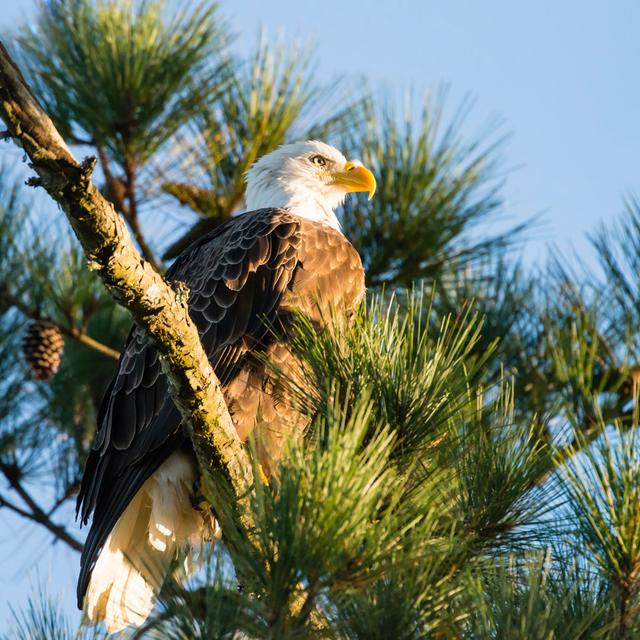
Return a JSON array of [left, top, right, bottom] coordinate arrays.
[[21, 320, 65, 381]]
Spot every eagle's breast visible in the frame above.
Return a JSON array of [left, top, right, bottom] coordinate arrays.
[[223, 215, 365, 470]]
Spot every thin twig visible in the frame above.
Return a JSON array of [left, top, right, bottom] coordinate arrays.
[[162, 193, 244, 261], [3, 286, 120, 360], [64, 325, 120, 360], [99, 145, 161, 271], [292, 578, 320, 632], [0, 493, 35, 520], [618, 580, 635, 640], [124, 157, 162, 271], [0, 465, 83, 552], [47, 480, 80, 517]]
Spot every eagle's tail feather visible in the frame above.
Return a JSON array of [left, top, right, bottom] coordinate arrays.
[[84, 450, 214, 634]]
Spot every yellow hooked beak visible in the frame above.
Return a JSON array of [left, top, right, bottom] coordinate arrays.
[[329, 162, 376, 200]]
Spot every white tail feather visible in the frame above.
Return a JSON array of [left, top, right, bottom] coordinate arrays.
[[84, 450, 215, 634]]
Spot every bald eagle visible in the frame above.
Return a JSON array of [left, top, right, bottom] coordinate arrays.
[[76, 141, 376, 632]]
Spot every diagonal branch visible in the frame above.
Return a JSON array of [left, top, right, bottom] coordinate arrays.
[[96, 145, 162, 271], [0, 41, 253, 541], [0, 464, 84, 552], [162, 193, 244, 261], [63, 324, 121, 360], [2, 285, 121, 360], [0, 492, 83, 547], [122, 156, 162, 272]]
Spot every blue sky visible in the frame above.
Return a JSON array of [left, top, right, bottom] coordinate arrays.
[[232, 0, 640, 264], [3, 0, 640, 264], [1, 0, 639, 627]]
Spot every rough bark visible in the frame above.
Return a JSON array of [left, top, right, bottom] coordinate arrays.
[[0, 41, 253, 536]]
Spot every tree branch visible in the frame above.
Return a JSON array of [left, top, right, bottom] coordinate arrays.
[[2, 285, 121, 360], [162, 194, 244, 260], [96, 145, 162, 272], [47, 480, 80, 517], [64, 325, 121, 360], [0, 42, 253, 541], [123, 156, 162, 272], [0, 464, 84, 552]]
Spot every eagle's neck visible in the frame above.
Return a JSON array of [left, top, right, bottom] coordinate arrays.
[[283, 195, 341, 230], [245, 177, 342, 231]]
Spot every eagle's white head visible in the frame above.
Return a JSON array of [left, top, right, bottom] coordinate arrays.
[[245, 140, 376, 230]]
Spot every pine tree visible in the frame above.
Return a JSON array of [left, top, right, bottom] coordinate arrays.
[[1, 1, 640, 638]]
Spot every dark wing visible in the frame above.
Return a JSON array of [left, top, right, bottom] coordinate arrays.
[[76, 208, 301, 606]]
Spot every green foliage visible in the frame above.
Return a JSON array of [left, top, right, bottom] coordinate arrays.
[[327, 557, 463, 640], [2, 589, 106, 640], [434, 259, 540, 376], [277, 290, 555, 556], [0, 169, 29, 295], [544, 285, 617, 427], [0, 314, 29, 458], [591, 197, 640, 360], [279, 288, 489, 463], [442, 384, 555, 551], [235, 399, 406, 636], [0, 179, 128, 506], [340, 95, 528, 288], [463, 554, 615, 639], [159, 35, 364, 259], [141, 290, 563, 638], [557, 421, 640, 637], [3, 0, 640, 636], [14, 0, 227, 167], [143, 278, 640, 638]]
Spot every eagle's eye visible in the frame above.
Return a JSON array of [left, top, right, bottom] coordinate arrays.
[[310, 154, 328, 167]]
